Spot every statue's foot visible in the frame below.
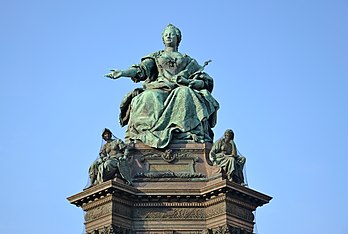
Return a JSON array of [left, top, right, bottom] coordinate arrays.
[[191, 133, 204, 143]]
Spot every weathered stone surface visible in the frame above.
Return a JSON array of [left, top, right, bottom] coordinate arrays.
[[68, 143, 271, 233], [130, 142, 219, 180]]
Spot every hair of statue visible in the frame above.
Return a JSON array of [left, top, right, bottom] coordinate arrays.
[[162, 24, 182, 47], [224, 129, 234, 138], [101, 128, 112, 137]]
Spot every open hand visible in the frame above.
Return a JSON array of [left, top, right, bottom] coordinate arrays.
[[104, 69, 122, 79]]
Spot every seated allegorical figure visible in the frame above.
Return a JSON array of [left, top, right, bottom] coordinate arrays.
[[105, 24, 219, 148], [88, 128, 132, 187], [209, 129, 246, 185]]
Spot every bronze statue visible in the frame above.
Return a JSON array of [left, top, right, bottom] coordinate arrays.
[[209, 129, 246, 185], [88, 128, 132, 187], [105, 24, 219, 148]]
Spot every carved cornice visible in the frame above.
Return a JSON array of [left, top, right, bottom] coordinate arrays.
[[86, 224, 131, 234], [204, 194, 226, 207], [82, 193, 134, 211], [134, 172, 205, 178], [225, 197, 256, 210], [83, 194, 113, 211], [112, 196, 134, 207], [201, 180, 272, 207], [225, 181, 272, 205], [134, 201, 204, 207], [69, 179, 271, 211], [68, 180, 138, 207]]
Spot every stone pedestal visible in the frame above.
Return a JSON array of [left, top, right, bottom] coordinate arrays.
[[68, 143, 272, 234]]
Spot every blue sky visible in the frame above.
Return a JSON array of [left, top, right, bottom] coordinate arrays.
[[1, 1, 347, 233]]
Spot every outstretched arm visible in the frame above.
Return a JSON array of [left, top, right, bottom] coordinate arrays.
[[105, 57, 156, 82], [104, 67, 138, 80]]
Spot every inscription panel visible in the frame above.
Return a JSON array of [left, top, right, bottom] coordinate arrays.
[[149, 163, 191, 172]]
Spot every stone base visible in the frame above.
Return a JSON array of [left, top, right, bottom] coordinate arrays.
[[68, 143, 271, 233]]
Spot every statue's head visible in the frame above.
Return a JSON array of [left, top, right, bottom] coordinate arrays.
[[224, 129, 234, 141], [162, 24, 182, 47], [102, 128, 112, 140]]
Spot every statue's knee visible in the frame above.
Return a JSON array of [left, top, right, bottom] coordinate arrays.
[[175, 86, 191, 96]]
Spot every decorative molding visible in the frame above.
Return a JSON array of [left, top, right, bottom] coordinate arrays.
[[82, 193, 134, 211], [112, 196, 134, 207], [134, 202, 203, 207], [140, 150, 198, 163], [83, 194, 113, 211], [205, 202, 226, 218], [86, 225, 131, 234], [225, 197, 256, 210], [113, 202, 132, 218], [208, 225, 252, 234], [174, 232, 204, 234], [204, 194, 226, 207], [68, 143, 271, 234], [210, 225, 230, 234], [133, 207, 205, 219], [134, 172, 205, 178], [229, 226, 253, 234], [85, 203, 112, 221], [226, 204, 254, 222]]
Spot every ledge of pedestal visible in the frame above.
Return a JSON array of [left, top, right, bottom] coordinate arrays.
[[67, 142, 272, 233], [68, 176, 271, 208]]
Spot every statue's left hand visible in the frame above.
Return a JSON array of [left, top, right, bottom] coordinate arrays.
[[188, 80, 204, 90]]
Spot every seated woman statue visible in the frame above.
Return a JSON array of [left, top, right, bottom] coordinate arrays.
[[209, 129, 246, 185], [105, 24, 219, 148], [88, 128, 132, 187]]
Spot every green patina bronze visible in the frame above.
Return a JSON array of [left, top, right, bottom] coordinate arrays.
[[209, 129, 246, 185], [105, 24, 219, 148], [88, 128, 132, 188]]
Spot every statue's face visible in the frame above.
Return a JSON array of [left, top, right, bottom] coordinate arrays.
[[102, 132, 111, 141], [163, 28, 178, 47], [224, 133, 233, 142]]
